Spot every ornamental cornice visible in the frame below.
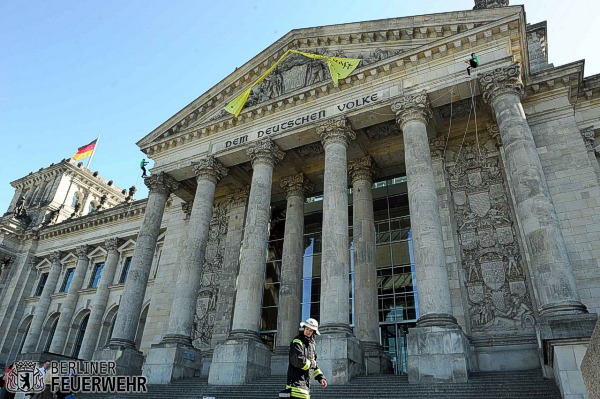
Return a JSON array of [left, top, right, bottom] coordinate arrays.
[[192, 156, 229, 184], [391, 91, 432, 128], [280, 173, 313, 198], [348, 156, 379, 184], [245, 138, 285, 167], [479, 62, 524, 104], [141, 16, 520, 158], [144, 172, 180, 195], [317, 116, 356, 148], [37, 200, 147, 241]]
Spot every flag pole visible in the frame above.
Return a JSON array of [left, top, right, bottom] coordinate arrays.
[[86, 134, 100, 169]]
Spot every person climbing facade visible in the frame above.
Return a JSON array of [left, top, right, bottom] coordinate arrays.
[[140, 159, 149, 178], [466, 53, 479, 76]]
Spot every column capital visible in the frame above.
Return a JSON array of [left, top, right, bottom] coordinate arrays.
[[280, 173, 313, 198], [49, 251, 63, 263], [192, 156, 228, 183], [391, 91, 432, 128], [76, 245, 90, 259], [105, 237, 121, 252], [144, 172, 179, 195], [28, 256, 40, 270], [348, 156, 379, 184], [317, 116, 356, 148], [246, 138, 285, 167], [479, 62, 524, 104]]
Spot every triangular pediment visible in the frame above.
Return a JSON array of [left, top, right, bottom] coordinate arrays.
[[138, 7, 523, 151]]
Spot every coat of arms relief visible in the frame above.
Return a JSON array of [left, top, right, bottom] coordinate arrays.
[[445, 137, 535, 335], [192, 202, 229, 349]]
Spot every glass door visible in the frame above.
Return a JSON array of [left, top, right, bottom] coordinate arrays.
[[380, 323, 413, 375]]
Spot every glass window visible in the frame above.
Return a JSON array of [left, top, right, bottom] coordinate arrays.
[[60, 268, 75, 292], [89, 262, 104, 289], [71, 314, 89, 358], [44, 318, 58, 352], [119, 257, 132, 284], [34, 272, 49, 296]]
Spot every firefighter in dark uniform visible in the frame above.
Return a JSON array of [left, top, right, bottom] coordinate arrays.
[[283, 318, 327, 399]]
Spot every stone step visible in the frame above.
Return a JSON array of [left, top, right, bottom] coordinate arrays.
[[76, 370, 561, 399]]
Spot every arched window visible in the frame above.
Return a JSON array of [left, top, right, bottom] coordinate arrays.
[[44, 318, 59, 352], [71, 314, 90, 358]]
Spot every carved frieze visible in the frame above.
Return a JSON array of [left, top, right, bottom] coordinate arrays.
[[446, 137, 535, 335], [192, 201, 229, 349], [580, 126, 596, 152], [296, 143, 324, 158]]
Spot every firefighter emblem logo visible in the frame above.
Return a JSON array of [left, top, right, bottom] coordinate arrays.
[[5, 360, 45, 394]]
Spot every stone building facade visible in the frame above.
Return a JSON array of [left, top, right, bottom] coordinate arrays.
[[1, 1, 599, 398]]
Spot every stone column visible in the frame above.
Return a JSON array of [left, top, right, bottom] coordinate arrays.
[[78, 238, 121, 360], [48, 245, 90, 354], [94, 172, 178, 375], [316, 116, 363, 384], [479, 64, 587, 316], [392, 92, 469, 383], [349, 156, 392, 374], [145, 157, 227, 384], [271, 173, 312, 375], [209, 138, 284, 385], [21, 251, 63, 353]]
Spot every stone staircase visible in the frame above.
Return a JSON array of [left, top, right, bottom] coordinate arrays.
[[76, 370, 562, 399]]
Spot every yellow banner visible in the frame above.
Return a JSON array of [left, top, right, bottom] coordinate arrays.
[[224, 50, 360, 117]]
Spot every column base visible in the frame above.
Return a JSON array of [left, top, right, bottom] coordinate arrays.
[[208, 330, 271, 385], [271, 345, 290, 375], [407, 324, 470, 383], [536, 312, 597, 378], [362, 341, 393, 375], [143, 339, 202, 384], [317, 324, 364, 385], [93, 344, 144, 376]]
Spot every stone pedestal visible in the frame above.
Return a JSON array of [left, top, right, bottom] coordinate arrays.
[[271, 346, 290, 376], [93, 345, 145, 376], [316, 327, 364, 385], [208, 331, 271, 385], [582, 318, 600, 398], [363, 342, 393, 375], [143, 342, 202, 384], [407, 325, 469, 383]]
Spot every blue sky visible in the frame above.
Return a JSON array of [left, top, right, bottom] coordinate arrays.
[[2, 0, 598, 211]]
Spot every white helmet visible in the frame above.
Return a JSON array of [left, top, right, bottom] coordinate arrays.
[[300, 318, 320, 335]]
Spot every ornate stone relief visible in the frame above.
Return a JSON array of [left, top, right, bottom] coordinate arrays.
[[473, 0, 509, 9], [192, 201, 229, 349], [241, 48, 403, 110], [580, 126, 596, 152], [363, 122, 400, 140], [446, 136, 535, 335], [296, 143, 324, 158]]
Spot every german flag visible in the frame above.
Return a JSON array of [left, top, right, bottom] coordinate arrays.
[[72, 139, 97, 161]]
